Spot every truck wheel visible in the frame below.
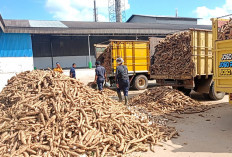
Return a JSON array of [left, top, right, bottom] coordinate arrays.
[[132, 75, 148, 90], [209, 82, 225, 100], [177, 87, 191, 96]]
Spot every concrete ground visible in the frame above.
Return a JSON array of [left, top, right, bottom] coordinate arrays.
[[131, 95, 232, 157], [1, 69, 232, 156]]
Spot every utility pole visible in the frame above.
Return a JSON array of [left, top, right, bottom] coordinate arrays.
[[115, 0, 122, 22], [94, 0, 98, 22], [108, 0, 126, 22], [88, 35, 92, 68], [175, 8, 178, 17]]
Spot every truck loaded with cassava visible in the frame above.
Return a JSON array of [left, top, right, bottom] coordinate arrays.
[[97, 29, 225, 100], [212, 17, 232, 104]]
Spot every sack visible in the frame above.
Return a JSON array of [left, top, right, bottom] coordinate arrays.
[[104, 82, 111, 88]]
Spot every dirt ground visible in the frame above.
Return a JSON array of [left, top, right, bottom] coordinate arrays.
[[131, 94, 232, 157], [67, 69, 232, 157]]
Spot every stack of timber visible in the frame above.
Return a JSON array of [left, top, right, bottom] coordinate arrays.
[[218, 18, 232, 40], [130, 86, 209, 116], [151, 32, 195, 77], [97, 46, 112, 74], [0, 70, 177, 156]]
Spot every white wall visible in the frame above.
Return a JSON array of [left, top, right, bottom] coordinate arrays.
[[0, 57, 34, 92], [34, 56, 96, 69]]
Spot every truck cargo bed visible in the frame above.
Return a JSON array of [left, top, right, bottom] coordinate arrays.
[[151, 29, 213, 80]]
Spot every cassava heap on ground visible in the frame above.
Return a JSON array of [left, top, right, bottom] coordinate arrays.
[[218, 18, 232, 40], [151, 32, 194, 77], [0, 70, 177, 157], [96, 46, 112, 74], [87, 82, 117, 97], [130, 86, 209, 118]]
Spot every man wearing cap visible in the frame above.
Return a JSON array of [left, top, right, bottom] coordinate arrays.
[[70, 63, 76, 79], [53, 62, 63, 73], [116, 58, 129, 105], [94, 61, 106, 91]]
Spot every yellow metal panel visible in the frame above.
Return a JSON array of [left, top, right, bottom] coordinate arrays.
[[197, 31, 201, 77], [146, 42, 150, 74], [205, 31, 209, 78], [191, 29, 213, 77], [110, 40, 149, 74], [214, 39, 232, 93], [132, 42, 135, 72]]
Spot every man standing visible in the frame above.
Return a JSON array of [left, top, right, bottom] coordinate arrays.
[[53, 62, 63, 73], [116, 58, 129, 105], [70, 63, 76, 79], [94, 61, 106, 92]]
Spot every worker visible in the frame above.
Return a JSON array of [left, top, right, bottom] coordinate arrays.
[[94, 61, 106, 92], [115, 58, 129, 105], [53, 62, 63, 73], [70, 63, 76, 79]]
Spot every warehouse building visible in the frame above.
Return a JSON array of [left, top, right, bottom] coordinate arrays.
[[0, 14, 211, 90]]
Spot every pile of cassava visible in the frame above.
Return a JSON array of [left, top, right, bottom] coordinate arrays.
[[0, 70, 177, 157], [97, 46, 112, 74], [218, 18, 232, 40], [87, 82, 117, 97], [130, 86, 209, 117], [150, 31, 195, 77]]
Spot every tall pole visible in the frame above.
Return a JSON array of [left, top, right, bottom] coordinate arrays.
[[88, 35, 92, 68], [94, 0, 97, 22], [115, 0, 122, 22], [176, 8, 178, 17], [50, 36, 54, 69]]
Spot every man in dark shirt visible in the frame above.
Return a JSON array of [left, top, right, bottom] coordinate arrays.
[[94, 61, 106, 91], [70, 63, 76, 79], [116, 58, 129, 105]]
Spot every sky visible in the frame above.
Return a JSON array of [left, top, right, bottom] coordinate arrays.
[[0, 0, 231, 25]]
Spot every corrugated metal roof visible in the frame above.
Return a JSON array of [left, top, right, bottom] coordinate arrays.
[[4, 20, 30, 27], [126, 14, 200, 22], [61, 21, 211, 30], [0, 15, 5, 31], [29, 20, 68, 28], [0, 15, 211, 35], [3, 19, 211, 30]]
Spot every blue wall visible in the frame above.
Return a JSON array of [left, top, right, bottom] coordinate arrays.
[[0, 33, 33, 57]]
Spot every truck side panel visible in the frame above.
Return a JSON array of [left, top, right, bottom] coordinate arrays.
[[214, 39, 232, 93], [211, 18, 232, 103], [111, 41, 150, 74], [151, 29, 213, 82], [191, 29, 213, 78]]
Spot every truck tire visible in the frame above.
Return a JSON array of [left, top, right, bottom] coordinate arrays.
[[132, 75, 148, 90], [177, 87, 192, 96], [209, 82, 225, 100]]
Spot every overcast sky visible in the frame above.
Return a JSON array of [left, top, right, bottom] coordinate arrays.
[[0, 0, 231, 25]]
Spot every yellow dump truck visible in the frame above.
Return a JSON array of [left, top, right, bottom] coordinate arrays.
[[105, 31, 225, 100], [107, 40, 151, 90], [150, 29, 225, 100], [212, 18, 232, 104]]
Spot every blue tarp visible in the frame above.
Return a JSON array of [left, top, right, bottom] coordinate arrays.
[[0, 33, 33, 57]]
